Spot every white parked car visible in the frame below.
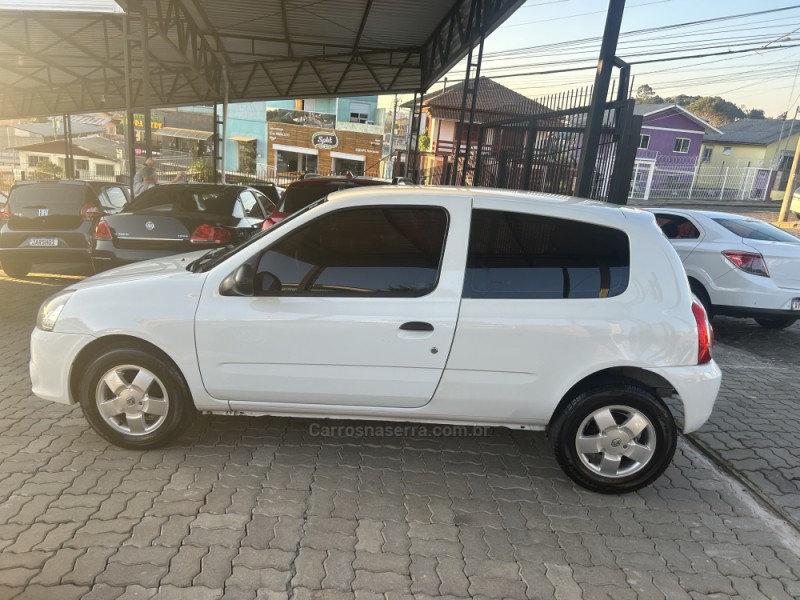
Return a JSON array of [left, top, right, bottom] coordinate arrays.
[[648, 208, 800, 329], [30, 188, 720, 494]]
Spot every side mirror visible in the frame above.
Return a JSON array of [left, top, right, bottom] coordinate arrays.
[[219, 263, 255, 296]]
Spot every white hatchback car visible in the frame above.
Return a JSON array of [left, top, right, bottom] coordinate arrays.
[[31, 188, 720, 494], [649, 209, 800, 329]]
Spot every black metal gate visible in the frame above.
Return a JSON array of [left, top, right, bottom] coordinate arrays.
[[468, 84, 641, 204]]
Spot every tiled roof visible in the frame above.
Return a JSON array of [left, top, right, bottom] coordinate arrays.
[[704, 119, 800, 146], [406, 77, 549, 121], [12, 135, 122, 161]]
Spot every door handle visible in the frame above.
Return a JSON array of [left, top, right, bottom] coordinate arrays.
[[400, 321, 434, 332]]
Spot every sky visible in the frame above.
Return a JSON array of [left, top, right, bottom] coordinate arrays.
[[433, 0, 800, 118]]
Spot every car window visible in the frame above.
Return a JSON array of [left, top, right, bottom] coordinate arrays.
[[280, 183, 353, 214], [253, 190, 275, 213], [238, 190, 266, 219], [714, 218, 800, 244], [655, 214, 700, 240], [255, 206, 448, 296], [464, 209, 630, 299], [102, 186, 129, 209]]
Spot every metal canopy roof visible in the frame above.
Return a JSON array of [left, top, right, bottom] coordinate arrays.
[[0, 0, 524, 119]]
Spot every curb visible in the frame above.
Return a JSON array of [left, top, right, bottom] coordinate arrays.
[[684, 433, 800, 534]]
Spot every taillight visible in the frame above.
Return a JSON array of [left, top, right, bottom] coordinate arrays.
[[692, 300, 713, 365], [81, 201, 104, 220], [190, 224, 231, 244], [261, 218, 277, 231], [0, 202, 9, 223], [722, 250, 769, 277], [94, 220, 112, 240]]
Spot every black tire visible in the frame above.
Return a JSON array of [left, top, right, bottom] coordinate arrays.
[[2, 261, 31, 278], [755, 317, 797, 330], [550, 382, 677, 494], [78, 347, 195, 449], [689, 279, 713, 320]]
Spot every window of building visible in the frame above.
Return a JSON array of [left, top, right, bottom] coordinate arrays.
[[28, 155, 48, 167], [654, 214, 701, 240], [276, 149, 318, 174], [638, 134, 650, 150], [74, 159, 89, 171], [349, 101, 371, 124], [778, 151, 793, 171], [722, 146, 732, 156], [673, 138, 691, 153], [701, 147, 713, 163], [463, 210, 630, 299], [255, 207, 448, 297], [96, 164, 115, 178], [331, 157, 365, 175]]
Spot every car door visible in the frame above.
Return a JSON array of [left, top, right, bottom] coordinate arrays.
[[194, 202, 465, 409], [653, 212, 704, 262]]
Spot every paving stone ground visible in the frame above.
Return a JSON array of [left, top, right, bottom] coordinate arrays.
[[1, 267, 799, 599]]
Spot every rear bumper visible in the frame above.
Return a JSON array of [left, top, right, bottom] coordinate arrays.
[[0, 247, 92, 264], [649, 361, 722, 433], [708, 269, 800, 314]]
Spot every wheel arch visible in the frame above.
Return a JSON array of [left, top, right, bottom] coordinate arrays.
[[547, 367, 679, 434], [69, 334, 188, 405]]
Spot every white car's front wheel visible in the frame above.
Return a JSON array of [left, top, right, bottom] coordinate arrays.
[[79, 347, 195, 449], [550, 382, 677, 494]]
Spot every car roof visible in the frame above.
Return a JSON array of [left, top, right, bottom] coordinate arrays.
[[325, 185, 627, 211], [286, 175, 393, 188]]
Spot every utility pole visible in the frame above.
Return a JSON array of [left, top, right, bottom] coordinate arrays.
[[575, 0, 626, 199], [778, 133, 800, 224], [387, 94, 398, 179]]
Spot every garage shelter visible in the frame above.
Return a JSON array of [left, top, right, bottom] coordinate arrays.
[[0, 0, 524, 119]]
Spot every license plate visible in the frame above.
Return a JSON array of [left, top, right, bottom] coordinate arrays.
[[38, 208, 49, 217], [28, 238, 58, 247], [793, 298, 800, 311]]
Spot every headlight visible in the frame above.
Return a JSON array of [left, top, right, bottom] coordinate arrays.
[[36, 291, 74, 331]]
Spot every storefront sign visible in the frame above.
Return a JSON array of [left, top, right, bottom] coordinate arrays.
[[123, 114, 163, 129], [312, 132, 338, 149]]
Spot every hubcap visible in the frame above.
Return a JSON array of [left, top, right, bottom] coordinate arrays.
[[575, 405, 656, 479], [95, 365, 169, 436]]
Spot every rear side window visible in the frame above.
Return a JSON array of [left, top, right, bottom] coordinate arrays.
[[103, 187, 129, 209], [464, 209, 630, 299], [655, 213, 700, 239], [714, 218, 800, 244], [256, 206, 448, 296]]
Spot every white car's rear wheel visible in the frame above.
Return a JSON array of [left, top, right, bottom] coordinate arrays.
[[755, 317, 796, 330], [79, 347, 194, 449], [550, 382, 677, 494]]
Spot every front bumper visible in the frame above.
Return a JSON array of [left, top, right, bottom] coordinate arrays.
[[649, 361, 722, 433], [30, 328, 95, 405]]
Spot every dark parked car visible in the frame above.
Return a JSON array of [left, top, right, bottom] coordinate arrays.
[[92, 183, 272, 271], [261, 174, 405, 230], [0, 180, 129, 278]]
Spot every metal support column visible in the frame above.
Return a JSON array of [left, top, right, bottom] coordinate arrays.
[[122, 12, 136, 194], [575, 0, 626, 199], [140, 6, 151, 156], [520, 122, 537, 191], [220, 66, 229, 183], [459, 36, 485, 185], [213, 103, 220, 184], [62, 114, 73, 179]]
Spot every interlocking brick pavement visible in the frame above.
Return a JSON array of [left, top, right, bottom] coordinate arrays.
[[690, 317, 800, 528], [1, 268, 799, 599]]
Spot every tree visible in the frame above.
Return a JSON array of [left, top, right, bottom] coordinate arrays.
[[686, 96, 746, 127], [34, 158, 62, 178], [663, 94, 701, 107], [745, 108, 765, 119], [189, 157, 214, 182], [635, 84, 663, 104]]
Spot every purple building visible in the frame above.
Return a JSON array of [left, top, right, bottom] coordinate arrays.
[[630, 103, 721, 200]]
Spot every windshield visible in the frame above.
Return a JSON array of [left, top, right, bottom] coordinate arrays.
[[714, 218, 800, 244], [190, 197, 328, 272], [127, 188, 235, 215], [10, 184, 88, 207]]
